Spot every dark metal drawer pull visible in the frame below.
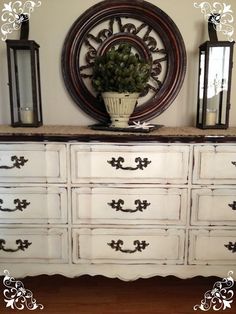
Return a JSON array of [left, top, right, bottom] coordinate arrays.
[[0, 199, 30, 212], [108, 199, 150, 213], [224, 242, 236, 253], [231, 161, 236, 167], [0, 155, 28, 169], [107, 239, 149, 253], [107, 157, 151, 170], [228, 201, 236, 210], [0, 239, 32, 252]]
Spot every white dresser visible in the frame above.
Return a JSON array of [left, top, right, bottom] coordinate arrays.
[[0, 126, 235, 280]]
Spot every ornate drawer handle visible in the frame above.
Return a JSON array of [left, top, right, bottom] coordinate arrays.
[[107, 239, 149, 253], [108, 199, 150, 213], [0, 199, 30, 212], [231, 161, 236, 167], [0, 156, 28, 169], [107, 157, 151, 170], [228, 201, 236, 210], [224, 242, 236, 253], [0, 239, 32, 252]]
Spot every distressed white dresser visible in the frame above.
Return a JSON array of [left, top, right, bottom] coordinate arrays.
[[0, 126, 235, 280]]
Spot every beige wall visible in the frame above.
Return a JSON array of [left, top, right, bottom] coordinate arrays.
[[0, 0, 235, 126]]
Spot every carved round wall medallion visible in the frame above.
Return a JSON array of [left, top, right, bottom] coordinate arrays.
[[62, 0, 187, 123]]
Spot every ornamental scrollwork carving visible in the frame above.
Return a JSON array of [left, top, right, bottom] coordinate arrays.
[[79, 16, 167, 96], [62, 0, 186, 123]]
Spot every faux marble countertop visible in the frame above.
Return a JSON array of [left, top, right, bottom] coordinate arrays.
[[0, 125, 236, 142]]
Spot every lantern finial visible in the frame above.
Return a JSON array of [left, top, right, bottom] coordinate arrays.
[[208, 14, 220, 42], [19, 14, 29, 40]]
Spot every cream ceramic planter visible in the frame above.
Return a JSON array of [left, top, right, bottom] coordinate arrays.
[[102, 92, 139, 128]]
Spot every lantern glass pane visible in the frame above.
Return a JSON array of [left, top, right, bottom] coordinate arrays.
[[198, 50, 205, 124], [206, 46, 230, 126], [16, 49, 34, 124], [35, 50, 41, 122], [9, 48, 19, 122]]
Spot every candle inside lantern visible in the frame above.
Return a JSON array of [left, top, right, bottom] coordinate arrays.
[[20, 107, 34, 124], [206, 108, 217, 126]]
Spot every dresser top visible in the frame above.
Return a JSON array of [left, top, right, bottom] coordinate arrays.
[[0, 125, 236, 142]]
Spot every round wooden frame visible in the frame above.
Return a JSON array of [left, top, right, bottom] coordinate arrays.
[[62, 0, 187, 123]]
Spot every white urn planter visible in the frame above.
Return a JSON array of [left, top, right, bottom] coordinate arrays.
[[102, 92, 139, 128]]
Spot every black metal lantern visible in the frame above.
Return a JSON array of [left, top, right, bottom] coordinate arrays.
[[6, 16, 43, 127], [196, 15, 234, 129]]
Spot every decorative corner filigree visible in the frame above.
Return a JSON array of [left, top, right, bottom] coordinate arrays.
[[1, 0, 42, 41], [3, 269, 44, 310], [193, 271, 234, 311], [194, 2, 234, 41]]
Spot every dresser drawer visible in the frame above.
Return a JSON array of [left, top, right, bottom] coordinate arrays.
[[0, 187, 67, 223], [71, 144, 189, 183], [72, 187, 187, 225], [191, 189, 236, 226], [193, 145, 236, 184], [189, 230, 236, 265], [72, 228, 185, 264], [0, 144, 67, 182], [0, 228, 68, 263]]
